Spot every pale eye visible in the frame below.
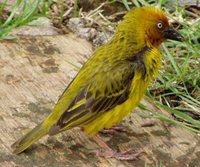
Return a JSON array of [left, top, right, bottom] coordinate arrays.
[[157, 22, 163, 29]]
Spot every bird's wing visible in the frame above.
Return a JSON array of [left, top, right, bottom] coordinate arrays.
[[49, 61, 136, 135]]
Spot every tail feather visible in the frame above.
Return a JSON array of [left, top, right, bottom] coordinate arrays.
[[12, 123, 49, 154]]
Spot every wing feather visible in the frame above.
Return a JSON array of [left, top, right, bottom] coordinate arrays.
[[50, 61, 136, 134]]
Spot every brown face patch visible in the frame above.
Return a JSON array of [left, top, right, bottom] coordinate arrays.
[[146, 20, 169, 47]]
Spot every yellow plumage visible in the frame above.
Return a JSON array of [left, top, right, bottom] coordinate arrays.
[[12, 7, 183, 154]]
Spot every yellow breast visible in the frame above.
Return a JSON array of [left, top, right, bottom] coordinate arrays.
[[82, 48, 161, 135]]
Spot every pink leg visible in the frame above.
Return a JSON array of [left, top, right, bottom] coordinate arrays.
[[100, 124, 127, 135], [93, 135, 143, 161]]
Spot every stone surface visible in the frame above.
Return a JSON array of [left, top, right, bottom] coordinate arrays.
[[11, 17, 58, 36]]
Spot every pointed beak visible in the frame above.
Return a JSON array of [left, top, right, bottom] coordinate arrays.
[[163, 28, 184, 42]]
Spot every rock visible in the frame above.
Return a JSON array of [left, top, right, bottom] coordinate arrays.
[[11, 17, 58, 36]]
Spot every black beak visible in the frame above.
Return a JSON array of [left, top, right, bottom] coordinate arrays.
[[163, 28, 184, 42]]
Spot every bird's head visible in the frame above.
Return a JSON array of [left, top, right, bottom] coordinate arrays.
[[117, 7, 184, 47]]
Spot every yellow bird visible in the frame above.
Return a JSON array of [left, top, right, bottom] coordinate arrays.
[[12, 7, 183, 159]]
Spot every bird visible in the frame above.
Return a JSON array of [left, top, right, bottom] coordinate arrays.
[[12, 6, 184, 159]]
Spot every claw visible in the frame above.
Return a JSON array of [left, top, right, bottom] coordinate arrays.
[[93, 135, 143, 161], [97, 150, 144, 161], [100, 125, 127, 135]]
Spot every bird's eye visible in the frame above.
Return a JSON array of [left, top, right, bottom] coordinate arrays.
[[157, 22, 163, 29]]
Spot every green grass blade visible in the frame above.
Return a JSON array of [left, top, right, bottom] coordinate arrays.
[[162, 44, 181, 76], [3, 0, 23, 27], [131, 0, 140, 7], [122, 0, 130, 10]]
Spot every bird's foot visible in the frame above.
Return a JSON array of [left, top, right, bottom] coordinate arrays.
[[100, 125, 127, 135], [96, 150, 143, 161], [93, 135, 142, 160]]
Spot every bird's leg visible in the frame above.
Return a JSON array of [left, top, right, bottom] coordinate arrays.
[[100, 124, 127, 135], [93, 135, 143, 161]]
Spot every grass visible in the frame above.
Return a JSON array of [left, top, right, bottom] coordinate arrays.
[[0, 0, 54, 39], [151, 4, 199, 132], [1, 0, 199, 148]]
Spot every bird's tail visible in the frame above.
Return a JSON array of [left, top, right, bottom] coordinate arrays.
[[12, 123, 49, 154]]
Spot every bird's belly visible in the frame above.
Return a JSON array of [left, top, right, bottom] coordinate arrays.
[[82, 73, 151, 135]]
